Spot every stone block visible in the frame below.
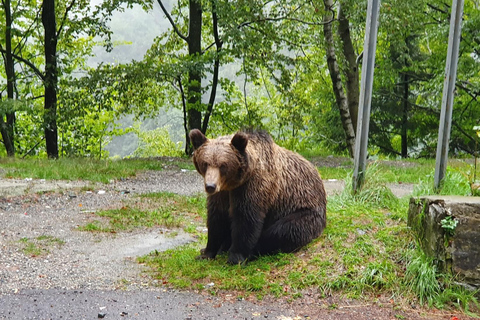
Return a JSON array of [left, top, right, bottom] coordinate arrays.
[[408, 196, 480, 290]]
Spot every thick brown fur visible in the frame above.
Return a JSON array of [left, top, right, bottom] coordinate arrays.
[[189, 129, 327, 264]]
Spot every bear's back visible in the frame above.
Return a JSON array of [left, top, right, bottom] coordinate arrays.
[[243, 130, 326, 216]]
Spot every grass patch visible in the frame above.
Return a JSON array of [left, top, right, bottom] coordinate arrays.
[[412, 167, 472, 196], [0, 157, 192, 183], [78, 192, 207, 233], [19, 235, 65, 257], [138, 247, 297, 298]]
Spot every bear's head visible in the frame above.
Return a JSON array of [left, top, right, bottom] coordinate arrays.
[[189, 129, 249, 194]]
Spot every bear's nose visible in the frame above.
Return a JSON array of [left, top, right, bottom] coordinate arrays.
[[205, 183, 217, 194]]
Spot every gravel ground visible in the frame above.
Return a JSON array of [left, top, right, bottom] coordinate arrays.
[[0, 169, 471, 320], [0, 170, 203, 294]]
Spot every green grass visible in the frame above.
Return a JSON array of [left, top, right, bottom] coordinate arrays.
[[78, 192, 207, 233], [0, 157, 193, 183], [19, 235, 65, 257], [314, 158, 437, 183], [316, 157, 477, 186]]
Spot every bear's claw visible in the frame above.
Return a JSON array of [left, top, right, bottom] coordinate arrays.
[[227, 252, 247, 265]]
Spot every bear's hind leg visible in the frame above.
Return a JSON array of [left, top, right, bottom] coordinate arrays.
[[255, 209, 326, 255]]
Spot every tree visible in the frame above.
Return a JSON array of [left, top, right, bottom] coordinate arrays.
[[323, 0, 357, 157], [0, 0, 151, 157], [42, 0, 58, 158], [369, 0, 480, 158], [0, 0, 16, 156], [155, 0, 223, 154]]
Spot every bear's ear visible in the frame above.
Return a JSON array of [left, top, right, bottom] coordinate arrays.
[[189, 129, 207, 150], [231, 132, 248, 153]]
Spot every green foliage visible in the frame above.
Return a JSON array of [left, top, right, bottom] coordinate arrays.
[[335, 162, 401, 210], [404, 249, 479, 312], [130, 125, 183, 158], [1, 0, 480, 157]]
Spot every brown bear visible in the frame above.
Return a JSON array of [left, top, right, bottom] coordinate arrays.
[[189, 129, 327, 264]]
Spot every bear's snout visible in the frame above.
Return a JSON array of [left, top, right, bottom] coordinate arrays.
[[205, 183, 217, 194], [204, 167, 221, 194]]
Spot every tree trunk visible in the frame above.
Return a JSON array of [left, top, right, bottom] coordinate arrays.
[[338, 4, 359, 134], [0, 95, 15, 157], [401, 71, 408, 158], [2, 0, 16, 156], [323, 0, 355, 158], [42, 0, 58, 159], [201, 1, 222, 134], [185, 0, 203, 155]]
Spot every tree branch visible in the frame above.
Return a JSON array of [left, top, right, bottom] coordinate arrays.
[[156, 0, 188, 42], [178, 76, 189, 153], [427, 3, 449, 15], [0, 48, 45, 81], [57, 0, 76, 38], [202, 2, 222, 133], [238, 15, 334, 29]]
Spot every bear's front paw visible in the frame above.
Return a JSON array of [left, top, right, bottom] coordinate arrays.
[[227, 252, 247, 265], [196, 248, 216, 260]]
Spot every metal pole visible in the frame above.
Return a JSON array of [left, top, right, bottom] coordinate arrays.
[[434, 0, 464, 191], [352, 0, 381, 193]]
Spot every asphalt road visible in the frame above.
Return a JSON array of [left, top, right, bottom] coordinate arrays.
[[0, 288, 292, 320]]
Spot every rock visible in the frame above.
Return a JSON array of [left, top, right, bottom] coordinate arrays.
[[408, 196, 480, 291], [98, 312, 106, 318]]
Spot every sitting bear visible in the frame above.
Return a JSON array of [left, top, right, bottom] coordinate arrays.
[[189, 129, 327, 264]]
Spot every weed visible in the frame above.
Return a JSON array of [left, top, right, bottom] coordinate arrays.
[[435, 284, 479, 316], [404, 249, 479, 314], [440, 216, 458, 236], [18, 235, 65, 257], [404, 250, 441, 306], [77, 220, 112, 232], [21, 242, 44, 257]]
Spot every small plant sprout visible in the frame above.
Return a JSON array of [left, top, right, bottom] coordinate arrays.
[[440, 215, 458, 237]]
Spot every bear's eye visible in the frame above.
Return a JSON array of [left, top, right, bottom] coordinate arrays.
[[219, 164, 227, 174], [201, 162, 208, 173]]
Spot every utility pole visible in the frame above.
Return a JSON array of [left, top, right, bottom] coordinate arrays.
[[352, 0, 381, 193], [434, 0, 464, 191]]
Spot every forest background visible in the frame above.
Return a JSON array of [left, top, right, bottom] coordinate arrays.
[[0, 0, 479, 160]]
